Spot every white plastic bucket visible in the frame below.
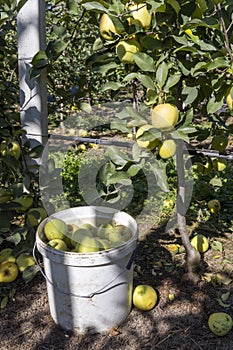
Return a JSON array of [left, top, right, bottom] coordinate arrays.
[[35, 206, 138, 333]]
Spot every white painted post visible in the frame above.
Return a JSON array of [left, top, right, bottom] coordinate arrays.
[[17, 0, 48, 162]]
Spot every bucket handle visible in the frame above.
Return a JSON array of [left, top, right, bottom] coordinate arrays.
[[33, 242, 138, 299]]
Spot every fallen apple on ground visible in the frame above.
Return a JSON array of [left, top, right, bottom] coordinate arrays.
[[133, 284, 157, 311], [190, 234, 209, 253], [0, 261, 19, 283], [208, 312, 233, 336]]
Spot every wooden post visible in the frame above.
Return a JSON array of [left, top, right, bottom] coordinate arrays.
[[17, 0, 48, 161]]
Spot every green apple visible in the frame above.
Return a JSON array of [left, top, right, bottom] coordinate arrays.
[[16, 253, 35, 272], [65, 223, 79, 248], [95, 238, 111, 250], [79, 223, 96, 235], [27, 207, 47, 226], [77, 237, 101, 253], [110, 240, 126, 249], [47, 238, 68, 251], [70, 228, 93, 247], [0, 261, 19, 283], [44, 218, 67, 241], [97, 223, 113, 239], [0, 248, 16, 264], [208, 312, 233, 336], [112, 225, 132, 241]]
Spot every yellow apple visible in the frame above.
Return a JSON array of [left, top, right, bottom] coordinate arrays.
[[212, 158, 227, 172], [0, 248, 16, 264], [27, 207, 47, 226], [190, 234, 209, 253], [0, 261, 19, 283], [95, 238, 111, 250], [47, 238, 68, 251], [211, 135, 228, 152], [79, 223, 96, 235], [208, 312, 233, 337], [97, 223, 113, 239], [116, 38, 141, 64], [99, 13, 120, 41], [151, 103, 179, 131], [133, 284, 157, 311], [159, 139, 176, 159], [70, 228, 93, 247], [208, 199, 221, 213], [127, 3, 152, 29], [1, 140, 21, 160], [226, 87, 233, 111], [44, 218, 67, 241], [77, 236, 100, 253], [16, 253, 35, 272]]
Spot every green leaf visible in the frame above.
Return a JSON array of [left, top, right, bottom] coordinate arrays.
[[22, 264, 40, 283], [211, 240, 223, 252], [51, 40, 68, 55], [108, 146, 130, 166], [1, 296, 8, 309], [137, 73, 155, 90], [170, 130, 190, 143], [106, 172, 131, 186], [101, 81, 124, 91], [150, 161, 169, 192], [127, 163, 142, 177], [31, 50, 48, 68], [167, 0, 180, 14], [134, 53, 155, 72], [28, 145, 44, 158], [6, 232, 22, 245], [156, 61, 168, 88], [207, 96, 224, 114], [164, 72, 181, 91], [80, 102, 92, 113], [110, 120, 129, 133], [81, 1, 107, 12], [182, 86, 198, 105], [206, 57, 228, 71]]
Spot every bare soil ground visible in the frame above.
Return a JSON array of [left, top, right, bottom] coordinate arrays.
[[1, 224, 233, 350]]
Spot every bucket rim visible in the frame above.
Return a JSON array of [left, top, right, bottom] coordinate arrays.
[[36, 205, 138, 265]]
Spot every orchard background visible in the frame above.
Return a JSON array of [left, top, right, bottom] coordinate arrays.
[[0, 0, 233, 348]]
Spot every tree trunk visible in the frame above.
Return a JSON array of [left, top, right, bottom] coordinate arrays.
[[176, 140, 200, 281]]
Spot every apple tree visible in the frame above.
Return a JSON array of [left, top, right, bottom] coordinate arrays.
[[79, 0, 233, 280]]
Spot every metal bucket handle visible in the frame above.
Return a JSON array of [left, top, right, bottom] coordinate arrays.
[[33, 242, 138, 299]]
